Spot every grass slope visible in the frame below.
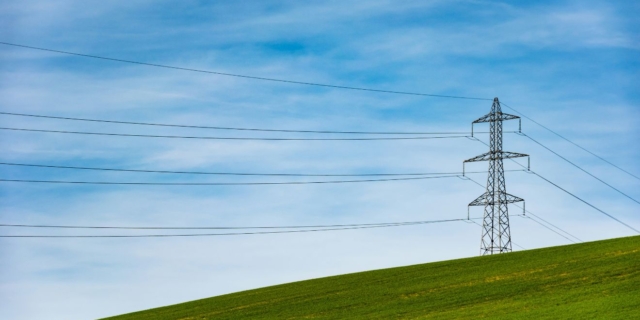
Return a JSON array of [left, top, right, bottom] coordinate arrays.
[[104, 236, 640, 319]]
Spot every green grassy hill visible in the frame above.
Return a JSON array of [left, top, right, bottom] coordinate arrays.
[[104, 236, 640, 320]]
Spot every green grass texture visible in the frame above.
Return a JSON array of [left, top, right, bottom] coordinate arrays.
[[103, 235, 640, 319]]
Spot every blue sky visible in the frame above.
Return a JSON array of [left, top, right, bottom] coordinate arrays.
[[1, 1, 639, 319]]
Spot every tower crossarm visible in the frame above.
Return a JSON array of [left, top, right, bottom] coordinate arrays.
[[463, 151, 529, 163], [468, 191, 525, 206], [472, 112, 520, 124], [470, 104, 522, 136], [500, 151, 529, 160], [463, 151, 529, 174], [464, 151, 492, 163]]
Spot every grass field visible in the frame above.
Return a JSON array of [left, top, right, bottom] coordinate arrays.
[[103, 235, 640, 319]]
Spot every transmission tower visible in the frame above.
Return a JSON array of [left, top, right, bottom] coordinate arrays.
[[463, 97, 529, 255]]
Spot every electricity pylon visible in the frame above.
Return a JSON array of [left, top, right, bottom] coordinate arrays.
[[463, 97, 529, 255]]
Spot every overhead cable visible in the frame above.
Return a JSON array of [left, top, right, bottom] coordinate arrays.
[[0, 127, 469, 141], [0, 111, 490, 135], [502, 102, 640, 181], [472, 133, 640, 208], [0, 42, 490, 101], [0, 220, 444, 230], [0, 218, 465, 238], [469, 137, 638, 234], [0, 174, 469, 186], [516, 206, 582, 243], [530, 172, 640, 234], [516, 215, 576, 244], [3, 42, 633, 182], [521, 133, 639, 205], [463, 176, 582, 243], [0, 162, 522, 177]]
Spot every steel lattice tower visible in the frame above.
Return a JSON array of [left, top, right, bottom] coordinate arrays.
[[463, 98, 529, 255]]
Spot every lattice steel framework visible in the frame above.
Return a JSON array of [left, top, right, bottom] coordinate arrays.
[[463, 98, 529, 255]]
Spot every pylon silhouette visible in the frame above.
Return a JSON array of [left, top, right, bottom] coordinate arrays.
[[464, 97, 529, 255]]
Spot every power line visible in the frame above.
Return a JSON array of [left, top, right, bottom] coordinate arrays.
[[0, 162, 523, 177], [516, 206, 582, 243], [0, 42, 490, 101], [521, 133, 640, 205], [3, 42, 635, 238], [468, 133, 616, 242], [0, 174, 466, 186], [0, 220, 444, 230], [0, 127, 470, 141], [0, 218, 465, 238], [0, 111, 492, 135], [516, 215, 576, 244], [530, 172, 640, 234], [501, 102, 640, 181], [8, 44, 626, 180], [469, 137, 638, 234], [3, 42, 635, 181], [463, 176, 582, 244]]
